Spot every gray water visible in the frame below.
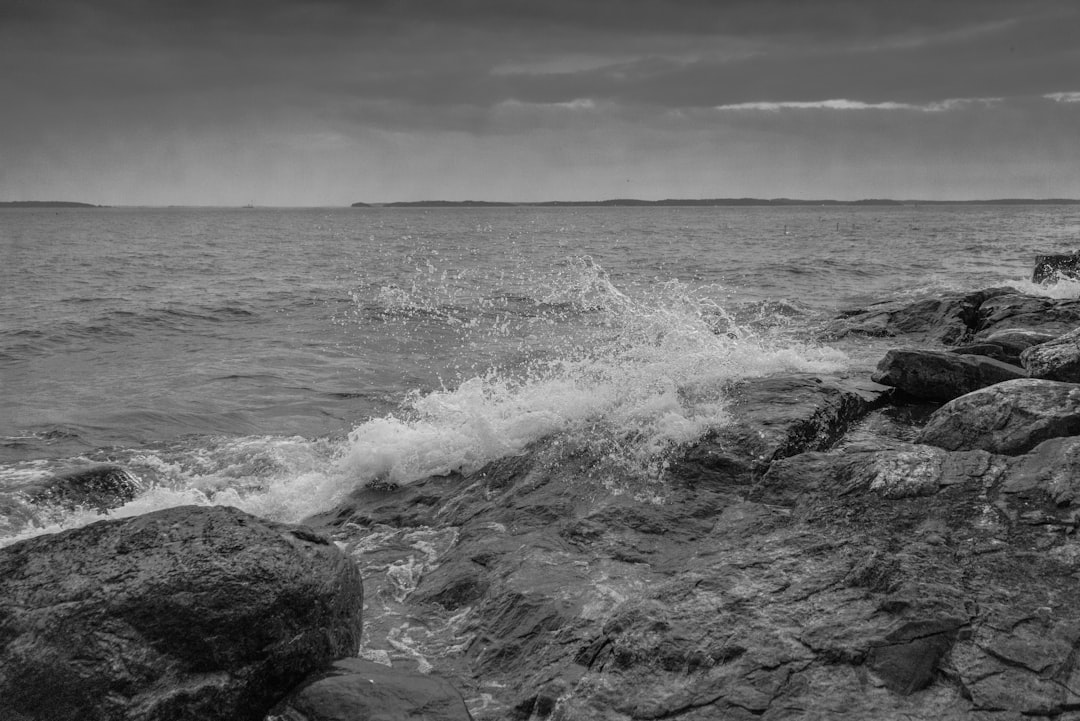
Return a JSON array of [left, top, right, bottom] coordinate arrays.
[[2, 204, 1078, 542]]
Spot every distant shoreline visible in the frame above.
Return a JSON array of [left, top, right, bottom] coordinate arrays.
[[356, 198, 1080, 208], [0, 201, 99, 208], [4, 199, 1078, 210]]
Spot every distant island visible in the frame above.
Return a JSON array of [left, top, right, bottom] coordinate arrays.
[[352, 198, 1080, 208], [0, 201, 99, 208]]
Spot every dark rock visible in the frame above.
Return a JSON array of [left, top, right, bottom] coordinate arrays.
[[267, 658, 472, 721], [975, 292, 1080, 337], [22, 463, 142, 512], [754, 443, 1006, 506], [0, 505, 363, 721], [306, 364, 1080, 720], [975, 328, 1057, 360], [1033, 252, 1080, 283], [668, 373, 890, 484], [1020, 326, 1080, 381], [871, 348, 1026, 401], [1003, 436, 1080, 507], [824, 289, 1080, 347], [946, 342, 1010, 362], [866, 619, 963, 695], [916, 378, 1080, 455], [823, 288, 1013, 345]]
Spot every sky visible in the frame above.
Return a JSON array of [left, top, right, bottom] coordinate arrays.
[[1, 0, 1079, 205]]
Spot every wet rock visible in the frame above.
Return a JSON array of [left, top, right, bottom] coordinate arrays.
[[916, 378, 1080, 455], [974, 328, 1057, 362], [1020, 326, 1080, 382], [866, 619, 964, 695], [825, 289, 1080, 347], [21, 463, 142, 511], [310, 362, 1080, 720], [668, 373, 890, 484], [976, 292, 1080, 337], [1033, 253, 1080, 284], [1003, 436, 1080, 507], [754, 443, 1006, 506], [267, 658, 472, 721], [0, 505, 363, 721], [823, 288, 1012, 345], [871, 348, 1026, 401], [946, 342, 1011, 363]]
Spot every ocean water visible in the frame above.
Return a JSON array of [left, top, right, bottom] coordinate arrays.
[[2, 204, 1079, 544]]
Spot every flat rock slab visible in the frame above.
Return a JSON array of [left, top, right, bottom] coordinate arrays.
[[0, 505, 363, 721], [825, 288, 1080, 347], [975, 293, 1080, 337], [916, 378, 1080, 455], [267, 658, 473, 721], [872, 348, 1026, 401], [823, 288, 1011, 345]]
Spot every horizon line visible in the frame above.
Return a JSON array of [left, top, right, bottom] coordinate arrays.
[[5, 197, 1080, 209]]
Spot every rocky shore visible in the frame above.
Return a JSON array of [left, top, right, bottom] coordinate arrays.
[[7, 285, 1080, 719]]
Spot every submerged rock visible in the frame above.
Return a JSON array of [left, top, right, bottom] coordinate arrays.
[[267, 658, 473, 721], [0, 505, 363, 721], [21, 463, 142, 511], [1020, 326, 1080, 382], [916, 378, 1080, 455], [871, 348, 1026, 401]]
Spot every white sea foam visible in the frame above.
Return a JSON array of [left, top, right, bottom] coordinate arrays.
[[1012, 277, 1080, 299], [0, 259, 848, 544], [337, 261, 848, 487]]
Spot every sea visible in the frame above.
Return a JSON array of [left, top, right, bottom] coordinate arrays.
[[2, 204, 1080, 546]]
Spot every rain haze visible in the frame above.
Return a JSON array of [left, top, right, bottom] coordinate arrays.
[[2, 0, 1079, 206]]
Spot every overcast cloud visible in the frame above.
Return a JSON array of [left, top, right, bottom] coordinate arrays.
[[1, 0, 1078, 204]]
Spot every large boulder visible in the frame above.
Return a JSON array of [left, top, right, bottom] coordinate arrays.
[[1020, 326, 1080, 382], [0, 505, 363, 721], [871, 348, 1026, 401], [916, 378, 1080, 455], [267, 659, 473, 721]]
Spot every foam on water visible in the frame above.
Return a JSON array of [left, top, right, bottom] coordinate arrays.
[[0, 258, 847, 546], [1013, 276, 1080, 299], [337, 260, 847, 487]]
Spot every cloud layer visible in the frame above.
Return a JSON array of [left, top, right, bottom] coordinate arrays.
[[2, 0, 1078, 203]]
